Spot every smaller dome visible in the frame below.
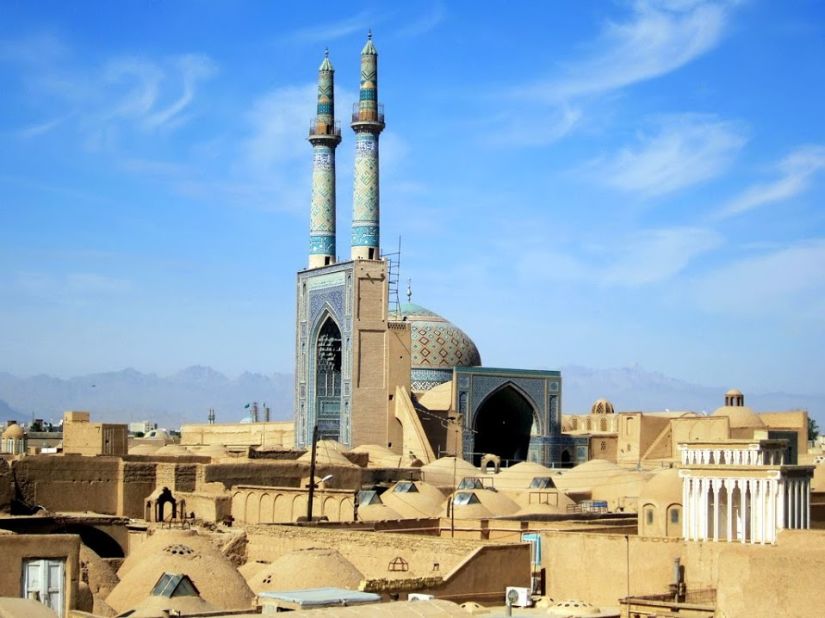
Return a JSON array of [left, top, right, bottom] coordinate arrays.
[[591, 399, 615, 415], [2, 423, 24, 440], [639, 468, 681, 506], [725, 388, 743, 396], [711, 405, 765, 429]]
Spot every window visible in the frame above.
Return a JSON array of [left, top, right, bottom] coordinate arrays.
[[453, 492, 480, 506], [529, 477, 555, 489], [645, 508, 654, 526], [22, 558, 65, 618], [670, 508, 680, 524], [600, 441, 607, 452], [458, 477, 483, 490], [393, 481, 418, 494]]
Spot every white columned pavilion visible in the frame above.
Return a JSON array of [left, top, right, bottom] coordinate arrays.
[[678, 439, 813, 545]]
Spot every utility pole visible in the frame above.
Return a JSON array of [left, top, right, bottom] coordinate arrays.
[[306, 424, 319, 523]]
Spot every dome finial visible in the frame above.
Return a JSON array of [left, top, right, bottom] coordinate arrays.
[[368, 29, 372, 41], [406, 278, 412, 303], [324, 47, 329, 58]]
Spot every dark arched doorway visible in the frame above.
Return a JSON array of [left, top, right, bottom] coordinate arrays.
[[315, 317, 342, 441], [62, 525, 124, 558], [472, 385, 535, 466]]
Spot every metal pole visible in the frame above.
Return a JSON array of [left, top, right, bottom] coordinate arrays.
[[307, 424, 319, 523], [451, 452, 457, 538]]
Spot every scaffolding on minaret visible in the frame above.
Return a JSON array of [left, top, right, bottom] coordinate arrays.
[[385, 235, 402, 316]]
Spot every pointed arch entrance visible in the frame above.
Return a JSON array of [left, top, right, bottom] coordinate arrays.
[[315, 316, 342, 440], [472, 384, 537, 466]]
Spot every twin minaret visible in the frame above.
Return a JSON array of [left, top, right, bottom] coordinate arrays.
[[307, 33, 385, 269]]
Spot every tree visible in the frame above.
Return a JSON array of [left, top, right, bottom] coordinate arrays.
[[808, 416, 820, 442]]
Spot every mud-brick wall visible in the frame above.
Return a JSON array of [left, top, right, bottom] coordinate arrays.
[[205, 461, 362, 491], [245, 524, 489, 579], [0, 458, 12, 512], [13, 456, 121, 514], [117, 461, 157, 519], [174, 464, 197, 492]]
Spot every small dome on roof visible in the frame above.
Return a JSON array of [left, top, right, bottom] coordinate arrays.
[[2, 423, 24, 439], [712, 405, 765, 429], [639, 468, 681, 506], [725, 388, 743, 396], [251, 548, 363, 593], [591, 399, 615, 415]]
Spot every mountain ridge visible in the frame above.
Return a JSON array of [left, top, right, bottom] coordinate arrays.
[[0, 365, 821, 427]]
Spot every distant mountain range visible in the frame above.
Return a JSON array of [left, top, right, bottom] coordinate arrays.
[[0, 366, 292, 428], [0, 364, 821, 427]]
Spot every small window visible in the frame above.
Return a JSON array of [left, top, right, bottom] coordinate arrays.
[[645, 508, 654, 525], [393, 481, 418, 494], [600, 440, 607, 452], [670, 508, 680, 524], [357, 490, 382, 506], [529, 477, 555, 489], [458, 477, 483, 490], [453, 492, 480, 506]]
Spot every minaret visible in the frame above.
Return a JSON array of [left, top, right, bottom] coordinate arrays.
[[351, 31, 385, 260], [308, 49, 342, 269]]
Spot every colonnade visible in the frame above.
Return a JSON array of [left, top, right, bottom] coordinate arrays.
[[682, 475, 810, 544]]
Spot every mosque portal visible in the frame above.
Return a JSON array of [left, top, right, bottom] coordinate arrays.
[[315, 317, 342, 440], [472, 385, 536, 466]]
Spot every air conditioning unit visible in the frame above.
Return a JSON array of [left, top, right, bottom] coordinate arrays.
[[505, 586, 532, 608], [408, 593, 435, 601]]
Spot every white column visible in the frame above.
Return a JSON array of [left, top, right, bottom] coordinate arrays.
[[694, 478, 703, 541], [748, 478, 759, 543], [682, 475, 689, 539], [725, 479, 733, 542], [756, 479, 766, 544], [739, 479, 749, 543], [700, 478, 710, 540], [804, 479, 810, 529], [744, 480, 752, 543], [712, 479, 721, 542], [788, 480, 796, 529], [767, 479, 777, 543], [777, 480, 786, 530], [792, 479, 799, 529], [688, 478, 696, 540], [690, 478, 698, 541]]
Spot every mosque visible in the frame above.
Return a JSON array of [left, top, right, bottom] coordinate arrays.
[[293, 35, 579, 467]]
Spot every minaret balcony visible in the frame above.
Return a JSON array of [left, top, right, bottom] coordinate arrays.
[[308, 118, 342, 140], [351, 102, 385, 126]]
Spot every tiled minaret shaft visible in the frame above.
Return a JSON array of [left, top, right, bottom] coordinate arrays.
[[308, 50, 342, 269], [350, 32, 385, 260]]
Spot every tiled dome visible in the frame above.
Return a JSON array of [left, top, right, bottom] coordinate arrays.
[[396, 302, 481, 391]]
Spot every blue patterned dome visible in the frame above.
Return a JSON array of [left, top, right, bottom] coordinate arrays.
[[397, 302, 481, 391]]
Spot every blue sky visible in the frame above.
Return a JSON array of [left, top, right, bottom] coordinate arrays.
[[1, 1, 824, 396]]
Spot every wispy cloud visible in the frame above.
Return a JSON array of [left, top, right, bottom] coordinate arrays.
[[16, 114, 70, 138], [487, 1, 735, 148], [396, 3, 446, 38], [144, 55, 217, 129], [483, 105, 583, 147], [586, 114, 746, 196], [285, 11, 376, 45], [517, 226, 722, 287], [523, 0, 732, 103], [689, 239, 825, 319], [16, 271, 134, 304], [3, 33, 217, 147], [717, 145, 825, 218]]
